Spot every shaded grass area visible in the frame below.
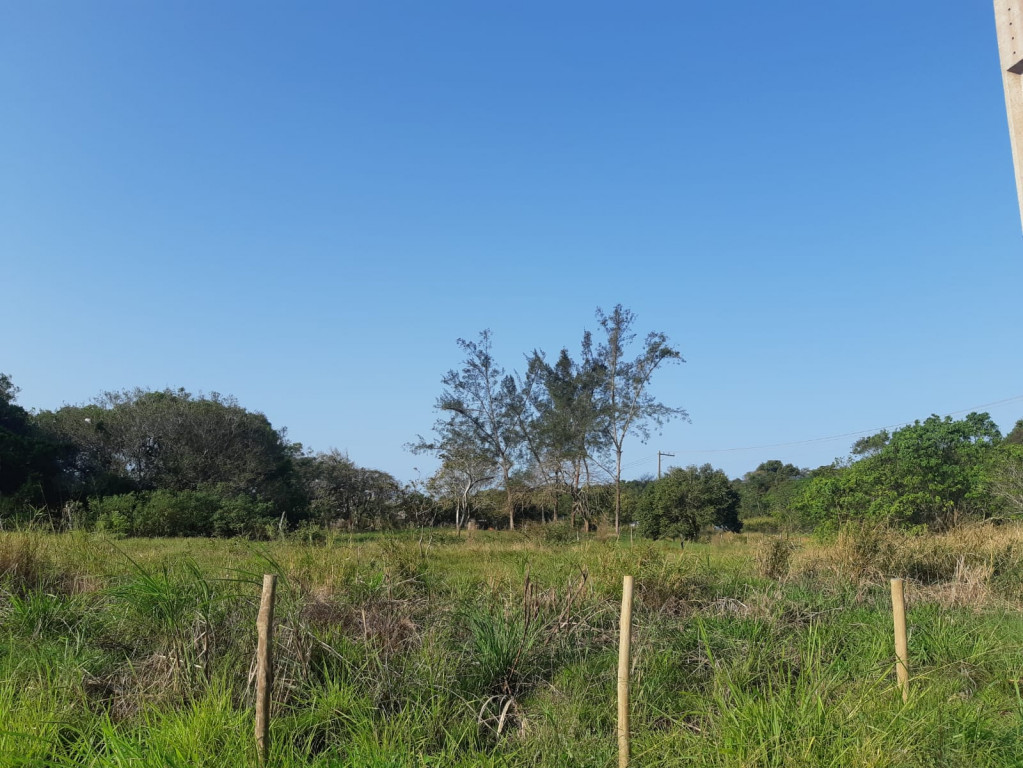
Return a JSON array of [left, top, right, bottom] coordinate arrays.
[[1, 527, 1022, 766]]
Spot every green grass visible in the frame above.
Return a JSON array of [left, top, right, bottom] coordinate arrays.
[[1, 526, 1022, 766]]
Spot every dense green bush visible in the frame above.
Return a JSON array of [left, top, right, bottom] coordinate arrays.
[[637, 464, 741, 541], [793, 413, 1002, 529], [91, 489, 275, 537]]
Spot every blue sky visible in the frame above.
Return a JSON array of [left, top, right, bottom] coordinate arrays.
[[2, 1, 1021, 482]]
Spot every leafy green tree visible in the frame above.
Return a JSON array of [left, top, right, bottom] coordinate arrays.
[[736, 459, 803, 520], [36, 388, 304, 519], [0, 373, 63, 516], [794, 413, 1001, 529], [990, 442, 1023, 518], [850, 430, 890, 457], [790, 463, 863, 528], [637, 464, 740, 541], [592, 305, 686, 535], [1005, 419, 1023, 446], [32, 403, 129, 498], [297, 449, 402, 530], [399, 481, 441, 528]]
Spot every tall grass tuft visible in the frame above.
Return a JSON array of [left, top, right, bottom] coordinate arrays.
[[0, 532, 53, 593], [756, 537, 795, 581]]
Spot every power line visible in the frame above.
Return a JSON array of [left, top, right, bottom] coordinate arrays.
[[671, 393, 1023, 455], [607, 394, 1022, 475], [619, 453, 657, 471]]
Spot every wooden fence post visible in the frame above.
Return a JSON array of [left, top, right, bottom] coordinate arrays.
[[618, 575, 634, 768], [890, 577, 909, 702], [256, 574, 277, 765]]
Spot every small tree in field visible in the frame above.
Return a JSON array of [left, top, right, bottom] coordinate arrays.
[[418, 425, 495, 534], [637, 464, 741, 542]]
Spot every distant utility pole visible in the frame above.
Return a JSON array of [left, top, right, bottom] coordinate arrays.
[[657, 451, 674, 480], [994, 2, 1023, 231]]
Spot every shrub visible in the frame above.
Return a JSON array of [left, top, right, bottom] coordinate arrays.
[[637, 465, 741, 541], [91, 493, 142, 536], [90, 489, 276, 537], [523, 521, 576, 546], [133, 490, 216, 536], [207, 492, 276, 537]]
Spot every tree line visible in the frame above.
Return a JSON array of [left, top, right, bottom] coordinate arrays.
[[0, 304, 693, 537], [0, 375, 425, 535], [698, 413, 1023, 536], [3, 302, 1021, 537]]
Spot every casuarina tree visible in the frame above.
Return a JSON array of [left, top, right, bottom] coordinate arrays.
[[592, 305, 687, 535]]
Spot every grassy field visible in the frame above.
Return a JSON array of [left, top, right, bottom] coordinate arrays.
[[2, 524, 1022, 767]]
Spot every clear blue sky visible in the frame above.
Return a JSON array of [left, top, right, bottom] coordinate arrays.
[[2, 1, 1020, 482]]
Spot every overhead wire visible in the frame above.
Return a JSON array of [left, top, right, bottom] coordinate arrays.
[[668, 393, 1023, 455], [619, 453, 658, 470]]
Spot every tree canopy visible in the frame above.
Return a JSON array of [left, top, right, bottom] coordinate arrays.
[[793, 413, 1003, 529]]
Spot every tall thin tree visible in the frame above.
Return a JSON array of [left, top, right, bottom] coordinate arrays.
[[435, 331, 524, 529], [527, 339, 607, 529], [593, 305, 687, 535]]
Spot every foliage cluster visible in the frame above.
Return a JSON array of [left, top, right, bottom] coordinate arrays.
[[637, 464, 741, 541], [88, 489, 276, 537], [722, 415, 1023, 535], [0, 382, 428, 536], [792, 413, 1018, 529]]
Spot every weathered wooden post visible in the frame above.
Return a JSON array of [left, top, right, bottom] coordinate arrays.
[[256, 574, 277, 765], [890, 577, 909, 702], [618, 575, 634, 768], [994, 1, 1023, 230]]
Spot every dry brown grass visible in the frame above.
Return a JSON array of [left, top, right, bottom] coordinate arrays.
[[0, 533, 50, 593], [755, 537, 795, 581], [789, 521, 1023, 608]]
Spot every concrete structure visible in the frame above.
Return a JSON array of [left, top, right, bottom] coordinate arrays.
[[994, 2, 1023, 229]]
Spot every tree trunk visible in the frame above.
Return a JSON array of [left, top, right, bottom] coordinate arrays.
[[457, 484, 470, 536], [503, 464, 515, 530], [614, 447, 623, 536]]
